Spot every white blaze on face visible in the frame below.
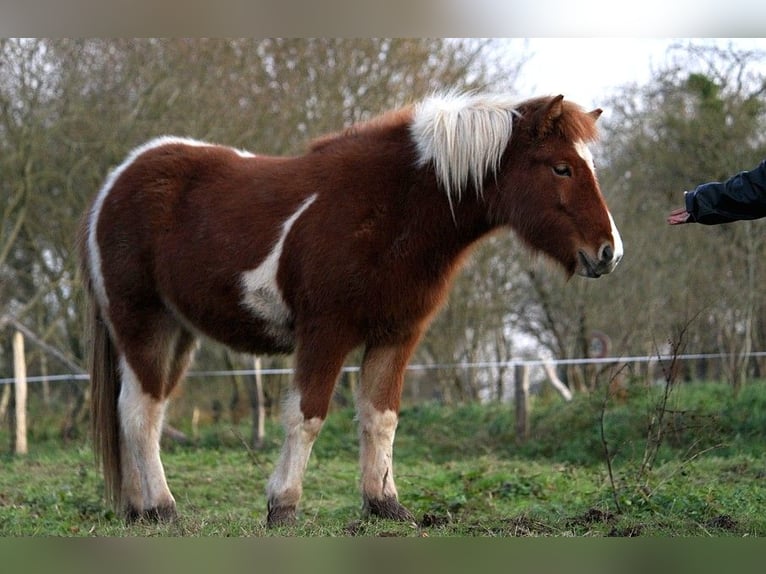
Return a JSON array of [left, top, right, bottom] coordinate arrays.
[[574, 140, 623, 267], [574, 140, 596, 174], [608, 211, 624, 264]]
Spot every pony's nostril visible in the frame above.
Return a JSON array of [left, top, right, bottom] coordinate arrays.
[[600, 244, 613, 263]]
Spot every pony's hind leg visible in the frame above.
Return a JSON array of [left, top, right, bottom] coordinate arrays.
[[118, 356, 176, 521], [117, 324, 196, 522], [356, 342, 418, 522]]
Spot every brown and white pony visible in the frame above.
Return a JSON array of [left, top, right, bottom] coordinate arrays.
[[79, 92, 623, 526]]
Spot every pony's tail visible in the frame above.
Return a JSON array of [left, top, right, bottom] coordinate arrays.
[[79, 218, 122, 513]]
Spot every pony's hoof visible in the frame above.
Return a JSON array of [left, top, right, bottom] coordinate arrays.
[[364, 496, 415, 522], [144, 503, 178, 522], [124, 504, 142, 523], [267, 504, 297, 527], [123, 502, 177, 523]]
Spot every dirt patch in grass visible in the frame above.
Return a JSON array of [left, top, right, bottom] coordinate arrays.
[[607, 524, 644, 537], [567, 507, 617, 527], [707, 514, 738, 531], [420, 512, 452, 528], [567, 507, 646, 537]]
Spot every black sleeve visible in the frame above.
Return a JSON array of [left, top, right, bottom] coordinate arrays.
[[685, 159, 766, 225]]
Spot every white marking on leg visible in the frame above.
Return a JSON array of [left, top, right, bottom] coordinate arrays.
[[118, 358, 175, 512], [266, 389, 323, 510], [356, 398, 400, 501], [240, 194, 317, 341]]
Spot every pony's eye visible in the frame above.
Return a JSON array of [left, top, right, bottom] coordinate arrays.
[[553, 164, 572, 177]]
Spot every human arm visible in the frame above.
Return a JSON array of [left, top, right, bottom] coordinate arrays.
[[668, 160, 766, 225]]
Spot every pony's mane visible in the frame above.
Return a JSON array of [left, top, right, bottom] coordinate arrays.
[[410, 92, 519, 209]]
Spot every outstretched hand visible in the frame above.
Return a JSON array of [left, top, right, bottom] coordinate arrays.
[[667, 207, 691, 225]]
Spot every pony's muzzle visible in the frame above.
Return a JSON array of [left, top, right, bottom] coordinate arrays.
[[599, 243, 614, 265], [578, 241, 622, 278], [599, 242, 623, 268]]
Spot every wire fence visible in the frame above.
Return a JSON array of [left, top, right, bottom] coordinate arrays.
[[4, 350, 766, 386], [4, 346, 766, 454]]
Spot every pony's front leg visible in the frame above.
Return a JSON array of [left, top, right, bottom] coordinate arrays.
[[266, 339, 351, 527], [356, 342, 417, 522], [265, 389, 325, 526]]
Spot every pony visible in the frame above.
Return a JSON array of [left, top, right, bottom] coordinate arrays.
[[78, 92, 623, 526]]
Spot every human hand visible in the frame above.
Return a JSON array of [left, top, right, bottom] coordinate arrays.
[[667, 207, 691, 225]]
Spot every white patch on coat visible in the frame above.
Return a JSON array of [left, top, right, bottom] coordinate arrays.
[[266, 389, 324, 508], [117, 357, 174, 511], [410, 92, 519, 215], [240, 194, 317, 341]]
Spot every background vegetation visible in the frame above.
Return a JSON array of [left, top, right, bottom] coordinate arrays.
[[2, 39, 766, 536]]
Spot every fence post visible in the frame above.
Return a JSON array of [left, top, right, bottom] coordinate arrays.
[[249, 356, 266, 449], [13, 330, 28, 455], [514, 363, 529, 443]]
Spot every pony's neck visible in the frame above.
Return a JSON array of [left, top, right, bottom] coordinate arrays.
[[402, 173, 495, 276]]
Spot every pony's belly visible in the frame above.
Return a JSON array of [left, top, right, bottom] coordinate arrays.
[[163, 290, 296, 355], [237, 287, 296, 352], [203, 315, 295, 356]]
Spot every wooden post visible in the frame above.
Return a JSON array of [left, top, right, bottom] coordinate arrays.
[[191, 407, 201, 442], [514, 364, 529, 443], [41, 353, 51, 406], [0, 381, 10, 421], [13, 330, 28, 455], [248, 356, 266, 449]]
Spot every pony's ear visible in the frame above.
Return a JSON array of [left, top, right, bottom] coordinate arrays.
[[538, 94, 565, 136], [588, 108, 603, 121]]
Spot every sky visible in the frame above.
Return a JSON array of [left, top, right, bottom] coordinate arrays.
[[511, 38, 766, 117], [5, 0, 766, 36]]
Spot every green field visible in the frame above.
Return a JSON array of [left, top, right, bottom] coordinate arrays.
[[2, 380, 766, 537]]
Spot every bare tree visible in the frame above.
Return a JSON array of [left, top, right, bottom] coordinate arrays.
[[595, 42, 766, 389]]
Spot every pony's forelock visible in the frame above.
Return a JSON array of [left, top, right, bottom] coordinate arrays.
[[409, 92, 519, 213]]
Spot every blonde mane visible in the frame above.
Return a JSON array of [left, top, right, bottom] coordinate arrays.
[[410, 92, 519, 213]]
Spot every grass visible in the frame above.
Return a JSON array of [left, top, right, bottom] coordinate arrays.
[[2, 380, 766, 536]]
